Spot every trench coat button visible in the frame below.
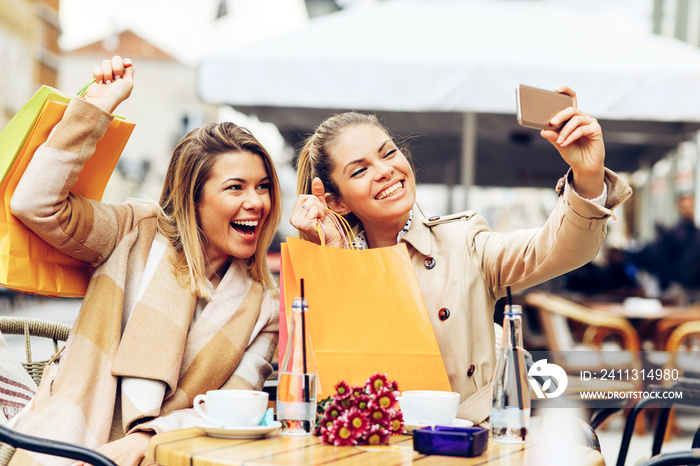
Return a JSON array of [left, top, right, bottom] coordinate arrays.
[[438, 308, 450, 321], [467, 364, 476, 377], [424, 257, 436, 269], [428, 215, 440, 221]]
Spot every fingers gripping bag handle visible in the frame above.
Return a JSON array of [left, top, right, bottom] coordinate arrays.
[[316, 210, 358, 249]]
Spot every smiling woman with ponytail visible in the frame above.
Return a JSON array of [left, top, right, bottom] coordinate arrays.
[[289, 91, 632, 425]]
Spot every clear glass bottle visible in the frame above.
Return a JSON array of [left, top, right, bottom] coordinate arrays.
[[490, 304, 530, 443], [277, 297, 317, 436]]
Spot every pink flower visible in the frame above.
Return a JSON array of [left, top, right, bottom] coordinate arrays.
[[374, 388, 398, 410], [335, 381, 351, 397], [317, 373, 404, 446], [326, 402, 343, 419], [367, 404, 388, 424], [388, 410, 405, 433], [365, 373, 389, 394], [329, 417, 360, 446], [354, 394, 371, 411], [345, 407, 369, 433], [364, 424, 391, 445]]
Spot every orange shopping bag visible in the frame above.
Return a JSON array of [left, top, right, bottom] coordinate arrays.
[[0, 99, 134, 297], [280, 237, 451, 399]]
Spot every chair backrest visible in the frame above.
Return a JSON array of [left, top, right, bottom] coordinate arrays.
[[665, 321, 700, 352], [664, 320, 700, 380], [0, 317, 72, 466], [0, 317, 71, 386], [0, 424, 116, 466], [524, 291, 642, 352]]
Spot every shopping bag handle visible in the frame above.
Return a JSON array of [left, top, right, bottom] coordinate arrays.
[[317, 210, 358, 249], [76, 79, 96, 98], [73, 79, 127, 120]]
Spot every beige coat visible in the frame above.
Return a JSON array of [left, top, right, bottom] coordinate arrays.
[[400, 169, 631, 424], [8, 97, 279, 464]]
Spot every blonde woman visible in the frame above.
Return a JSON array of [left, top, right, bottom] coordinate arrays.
[[8, 56, 281, 465], [290, 88, 632, 425]]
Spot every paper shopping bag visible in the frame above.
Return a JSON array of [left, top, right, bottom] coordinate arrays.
[[281, 237, 451, 399], [0, 99, 134, 297], [0, 86, 70, 184]]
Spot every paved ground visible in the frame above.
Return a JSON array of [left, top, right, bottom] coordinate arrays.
[[2, 292, 699, 464]]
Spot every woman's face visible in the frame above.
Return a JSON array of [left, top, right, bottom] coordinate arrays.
[[197, 151, 271, 268], [328, 124, 416, 225]]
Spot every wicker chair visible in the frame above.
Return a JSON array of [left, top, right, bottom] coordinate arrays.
[[0, 316, 72, 465], [0, 316, 72, 386]]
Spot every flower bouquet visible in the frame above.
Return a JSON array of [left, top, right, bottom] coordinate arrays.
[[314, 373, 405, 446]]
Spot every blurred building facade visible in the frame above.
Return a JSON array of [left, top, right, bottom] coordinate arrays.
[[59, 30, 219, 203], [653, 0, 700, 45], [625, 1, 700, 245], [0, 0, 60, 128]]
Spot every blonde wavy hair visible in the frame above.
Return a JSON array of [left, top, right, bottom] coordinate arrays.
[[158, 122, 281, 298]]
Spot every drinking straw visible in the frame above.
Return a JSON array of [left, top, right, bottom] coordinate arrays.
[[300, 279, 310, 431], [301, 279, 308, 376], [506, 286, 527, 441]]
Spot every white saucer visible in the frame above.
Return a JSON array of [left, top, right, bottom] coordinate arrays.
[[404, 418, 474, 434], [195, 420, 282, 439]]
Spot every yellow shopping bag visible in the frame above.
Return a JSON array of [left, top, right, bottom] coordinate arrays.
[[280, 237, 451, 399], [0, 96, 134, 297]]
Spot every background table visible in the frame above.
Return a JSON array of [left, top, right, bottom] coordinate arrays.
[[146, 422, 605, 465]]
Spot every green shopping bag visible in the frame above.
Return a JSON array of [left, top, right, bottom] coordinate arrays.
[[0, 86, 70, 183]]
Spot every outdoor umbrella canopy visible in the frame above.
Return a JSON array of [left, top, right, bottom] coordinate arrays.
[[198, 0, 700, 188]]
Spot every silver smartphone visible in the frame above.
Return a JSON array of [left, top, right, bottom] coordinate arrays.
[[516, 84, 574, 131]]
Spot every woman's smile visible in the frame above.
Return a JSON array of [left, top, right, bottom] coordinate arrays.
[[375, 180, 405, 201], [230, 218, 260, 239]]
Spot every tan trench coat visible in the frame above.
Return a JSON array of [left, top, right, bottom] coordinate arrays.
[[400, 168, 632, 424]]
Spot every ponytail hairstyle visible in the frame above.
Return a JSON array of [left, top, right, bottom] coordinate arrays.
[[296, 112, 404, 240], [158, 122, 282, 298]]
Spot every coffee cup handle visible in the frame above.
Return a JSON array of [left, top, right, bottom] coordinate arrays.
[[193, 394, 208, 419]]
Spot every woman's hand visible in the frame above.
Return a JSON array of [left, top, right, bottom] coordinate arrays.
[[290, 177, 344, 247], [72, 431, 152, 466], [540, 86, 605, 199], [83, 55, 135, 114]]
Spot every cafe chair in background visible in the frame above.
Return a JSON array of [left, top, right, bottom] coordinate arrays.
[[0, 316, 71, 464], [653, 307, 700, 352], [523, 291, 643, 380], [615, 321, 700, 466], [523, 291, 644, 431], [0, 316, 71, 386]]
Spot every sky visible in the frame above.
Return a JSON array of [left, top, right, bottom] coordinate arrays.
[[58, 0, 654, 64], [58, 0, 310, 65]]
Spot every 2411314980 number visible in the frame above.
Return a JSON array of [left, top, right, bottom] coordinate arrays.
[[580, 368, 680, 381]]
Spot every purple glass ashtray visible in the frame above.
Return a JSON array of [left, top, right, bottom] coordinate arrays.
[[412, 425, 489, 458]]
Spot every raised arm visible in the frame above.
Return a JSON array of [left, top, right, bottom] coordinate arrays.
[[539, 86, 605, 199], [10, 56, 152, 266]]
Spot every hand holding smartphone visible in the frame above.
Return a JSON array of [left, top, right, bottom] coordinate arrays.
[[516, 85, 574, 131]]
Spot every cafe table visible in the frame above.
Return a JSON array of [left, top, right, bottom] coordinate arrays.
[[145, 418, 605, 465], [584, 299, 700, 349]]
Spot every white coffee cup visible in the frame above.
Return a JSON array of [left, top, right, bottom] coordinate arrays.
[[193, 389, 269, 426], [398, 390, 460, 425]]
